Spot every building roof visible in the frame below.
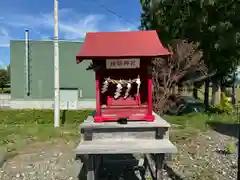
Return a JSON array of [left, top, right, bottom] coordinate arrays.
[[76, 30, 170, 63]]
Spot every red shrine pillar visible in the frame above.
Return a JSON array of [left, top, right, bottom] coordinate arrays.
[[147, 62, 153, 117], [148, 76, 153, 116], [95, 71, 101, 116]]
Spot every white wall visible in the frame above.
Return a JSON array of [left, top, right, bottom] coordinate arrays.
[[0, 94, 96, 109], [9, 100, 96, 109]]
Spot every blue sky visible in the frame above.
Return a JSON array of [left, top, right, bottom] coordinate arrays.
[[0, 0, 141, 68]]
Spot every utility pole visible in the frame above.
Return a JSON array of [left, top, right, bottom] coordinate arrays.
[[25, 29, 30, 96], [54, 0, 60, 127]]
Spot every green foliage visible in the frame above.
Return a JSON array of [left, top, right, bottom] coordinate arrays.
[[224, 89, 231, 97], [6, 64, 10, 82], [211, 92, 233, 113], [225, 140, 236, 154], [0, 69, 8, 89], [140, 0, 240, 78]]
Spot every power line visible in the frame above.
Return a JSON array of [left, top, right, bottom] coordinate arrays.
[[88, 0, 136, 26]]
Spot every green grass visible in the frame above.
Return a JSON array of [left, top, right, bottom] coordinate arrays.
[[0, 124, 80, 153], [0, 109, 238, 156], [0, 109, 92, 154], [0, 109, 92, 125], [164, 112, 238, 144], [0, 87, 10, 93], [164, 112, 237, 131]]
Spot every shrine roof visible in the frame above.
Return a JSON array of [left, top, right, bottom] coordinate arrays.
[[76, 30, 170, 63]]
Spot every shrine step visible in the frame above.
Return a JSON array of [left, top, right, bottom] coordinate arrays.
[[80, 115, 171, 140], [75, 139, 177, 154]]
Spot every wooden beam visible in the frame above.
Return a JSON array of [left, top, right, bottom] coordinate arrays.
[[145, 154, 165, 180]]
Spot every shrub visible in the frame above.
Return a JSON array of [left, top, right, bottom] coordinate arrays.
[[225, 141, 236, 154], [224, 89, 231, 97], [210, 92, 233, 114]]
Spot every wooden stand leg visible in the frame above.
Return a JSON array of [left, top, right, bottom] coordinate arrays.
[[155, 153, 164, 180], [86, 155, 95, 180], [139, 156, 148, 180], [94, 155, 101, 180]]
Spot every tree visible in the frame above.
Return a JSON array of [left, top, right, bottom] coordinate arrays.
[[140, 0, 240, 107], [6, 64, 10, 84], [152, 39, 207, 113], [0, 69, 8, 92]]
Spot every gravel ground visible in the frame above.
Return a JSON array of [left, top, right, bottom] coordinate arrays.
[[0, 141, 82, 180], [168, 130, 238, 180], [0, 130, 238, 180]]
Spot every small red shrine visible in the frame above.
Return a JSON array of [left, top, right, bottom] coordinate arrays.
[[76, 30, 170, 123]]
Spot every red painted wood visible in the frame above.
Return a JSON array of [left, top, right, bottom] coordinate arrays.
[[102, 104, 148, 109], [148, 76, 153, 116], [99, 108, 154, 121], [107, 96, 139, 106], [76, 30, 170, 123], [76, 31, 170, 63], [91, 59, 156, 122], [95, 71, 101, 116], [93, 109, 155, 122], [92, 60, 155, 122], [101, 71, 146, 107]]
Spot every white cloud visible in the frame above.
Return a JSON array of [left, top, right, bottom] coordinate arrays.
[[0, 8, 138, 67], [1, 8, 137, 40], [0, 28, 12, 47], [111, 23, 137, 32]]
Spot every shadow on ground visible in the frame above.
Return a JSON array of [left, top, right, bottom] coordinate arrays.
[[78, 154, 183, 180], [166, 96, 205, 116], [97, 157, 140, 180], [207, 122, 239, 138]]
